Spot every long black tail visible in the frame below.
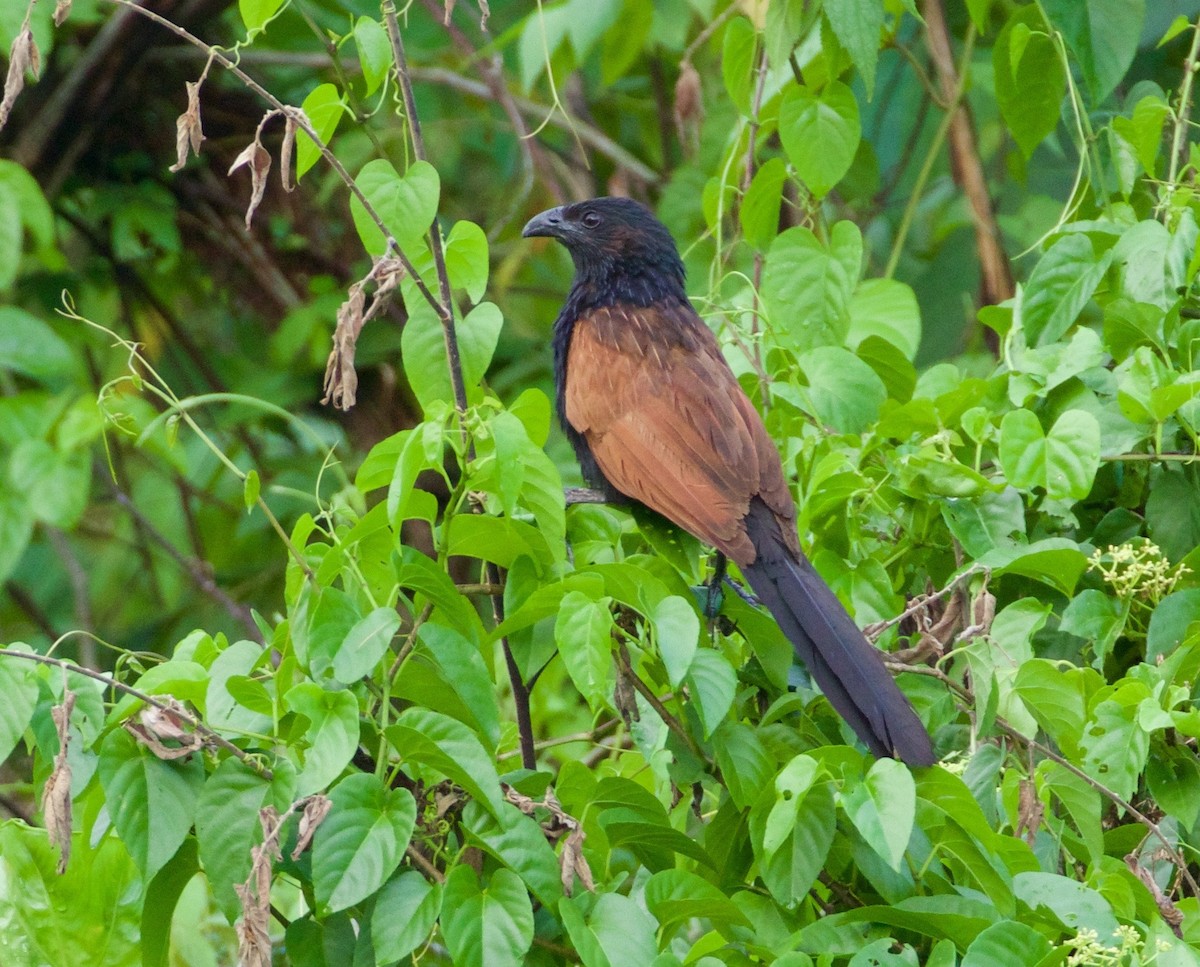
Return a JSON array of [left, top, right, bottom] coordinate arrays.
[[741, 502, 934, 765]]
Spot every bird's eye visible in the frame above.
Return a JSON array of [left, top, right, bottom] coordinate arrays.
[[582, 211, 602, 228]]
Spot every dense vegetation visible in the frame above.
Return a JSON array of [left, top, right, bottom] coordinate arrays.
[[2, 0, 1200, 964]]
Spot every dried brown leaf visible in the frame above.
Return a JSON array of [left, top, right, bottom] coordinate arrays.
[[169, 80, 205, 173], [234, 879, 272, 967], [0, 20, 40, 133], [53, 0, 72, 26], [291, 794, 331, 860], [280, 113, 297, 192], [321, 258, 404, 410], [228, 141, 272, 230], [125, 699, 205, 759], [1015, 778, 1043, 846], [674, 61, 702, 127], [236, 807, 284, 967], [560, 824, 594, 896], [43, 691, 76, 873], [443, 0, 456, 25], [1125, 852, 1185, 934]]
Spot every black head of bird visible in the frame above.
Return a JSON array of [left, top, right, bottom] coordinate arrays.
[[522, 197, 685, 298]]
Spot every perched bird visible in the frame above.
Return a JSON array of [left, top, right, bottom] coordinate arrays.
[[523, 196, 934, 765]]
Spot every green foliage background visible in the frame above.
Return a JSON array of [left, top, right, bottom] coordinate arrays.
[[3, 0, 1200, 964]]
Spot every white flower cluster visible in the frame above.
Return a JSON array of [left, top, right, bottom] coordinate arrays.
[[1088, 540, 1191, 603]]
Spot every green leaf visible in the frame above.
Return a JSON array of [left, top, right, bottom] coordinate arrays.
[[752, 778, 836, 906], [242, 469, 260, 510], [0, 825, 142, 967], [0, 488, 33, 584], [1146, 589, 1200, 662], [446, 509, 555, 572], [740, 158, 787, 248], [962, 921, 1052, 967], [823, 0, 883, 95], [1060, 589, 1125, 667], [349, 159, 440, 256], [296, 83, 346, 180], [395, 544, 486, 644], [762, 221, 860, 353], [1147, 747, 1200, 829], [0, 183, 21, 292], [840, 759, 915, 871], [401, 298, 503, 409], [993, 10, 1066, 158], [1013, 871, 1118, 938], [354, 16, 391, 97], [332, 606, 401, 684], [722, 16, 757, 115], [0, 159, 56, 260], [1079, 694, 1149, 802], [998, 409, 1100, 500], [1019, 234, 1113, 346], [1042, 0, 1145, 104], [555, 590, 615, 712], [442, 866, 535, 967], [312, 772, 416, 913], [463, 800, 563, 908], [284, 682, 360, 795], [444, 220, 490, 302], [372, 871, 443, 963], [1013, 659, 1087, 754], [651, 595, 699, 688], [796, 346, 887, 432], [0, 308, 77, 385], [644, 869, 751, 939], [976, 539, 1089, 596], [386, 707, 506, 818], [855, 335, 917, 404], [686, 649, 736, 738], [195, 757, 272, 921], [942, 488, 1026, 558], [413, 623, 500, 745], [763, 756, 820, 857], [141, 838, 198, 967], [847, 278, 922, 359], [1113, 94, 1169, 174], [713, 722, 772, 810], [239, 0, 285, 33], [292, 583, 362, 681], [8, 438, 89, 528], [0, 652, 38, 765], [559, 893, 659, 967], [779, 81, 861, 197], [97, 728, 204, 880]]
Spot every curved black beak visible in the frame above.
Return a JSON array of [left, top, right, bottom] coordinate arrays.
[[522, 206, 566, 239]]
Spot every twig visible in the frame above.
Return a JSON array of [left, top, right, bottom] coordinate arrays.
[[496, 719, 620, 760], [994, 719, 1200, 901], [616, 644, 704, 761], [407, 842, 445, 882], [103, 0, 446, 323], [382, 0, 466, 418], [1167, 20, 1200, 197], [867, 567, 984, 638], [921, 0, 1012, 308], [143, 48, 660, 185], [0, 648, 273, 779], [884, 19, 976, 280], [108, 484, 264, 643], [419, 0, 562, 228]]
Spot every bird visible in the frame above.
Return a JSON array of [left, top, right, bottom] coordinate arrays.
[[522, 196, 935, 765]]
